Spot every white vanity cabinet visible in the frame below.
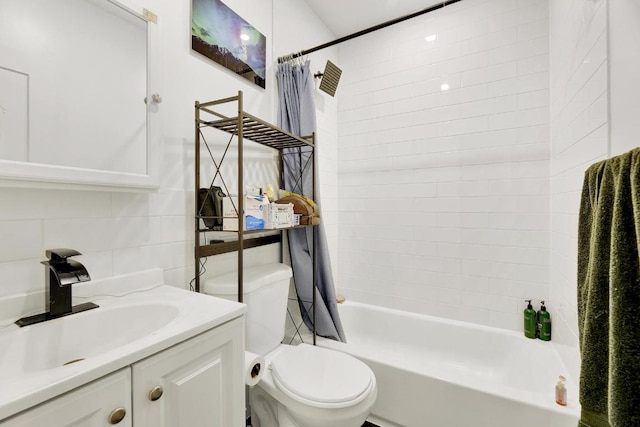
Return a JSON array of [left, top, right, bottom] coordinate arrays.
[[132, 317, 245, 427], [2, 369, 132, 427], [2, 317, 245, 427]]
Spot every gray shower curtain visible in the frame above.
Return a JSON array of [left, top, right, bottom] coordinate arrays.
[[276, 60, 345, 342]]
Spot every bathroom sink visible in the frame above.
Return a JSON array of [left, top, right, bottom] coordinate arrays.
[[0, 301, 179, 381], [0, 269, 247, 421]]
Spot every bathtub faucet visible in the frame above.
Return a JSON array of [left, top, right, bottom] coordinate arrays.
[[15, 248, 98, 327]]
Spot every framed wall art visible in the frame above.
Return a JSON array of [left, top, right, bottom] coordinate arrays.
[[192, 0, 266, 88]]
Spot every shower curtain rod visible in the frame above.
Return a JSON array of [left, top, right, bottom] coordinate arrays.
[[277, 0, 463, 63]]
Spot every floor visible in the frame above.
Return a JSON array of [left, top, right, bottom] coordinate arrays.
[[247, 419, 379, 426]]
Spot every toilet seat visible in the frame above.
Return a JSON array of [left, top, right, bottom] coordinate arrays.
[[270, 344, 374, 409]]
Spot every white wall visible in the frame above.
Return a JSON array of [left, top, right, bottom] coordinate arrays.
[[608, 0, 640, 156], [336, 0, 550, 330], [0, 0, 338, 303], [272, 0, 340, 286], [549, 0, 640, 381], [549, 0, 608, 381]]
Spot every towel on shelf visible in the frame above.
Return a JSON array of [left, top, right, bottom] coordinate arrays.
[[577, 147, 640, 427]]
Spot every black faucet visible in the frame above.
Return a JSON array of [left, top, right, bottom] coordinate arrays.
[[15, 249, 98, 327], [43, 249, 92, 316]]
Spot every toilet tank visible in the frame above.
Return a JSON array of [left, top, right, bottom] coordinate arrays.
[[203, 263, 292, 355]]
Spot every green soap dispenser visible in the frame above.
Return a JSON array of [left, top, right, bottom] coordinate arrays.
[[537, 301, 551, 341], [524, 300, 537, 339]]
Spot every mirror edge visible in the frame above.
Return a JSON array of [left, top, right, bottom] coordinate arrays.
[[0, 0, 162, 192]]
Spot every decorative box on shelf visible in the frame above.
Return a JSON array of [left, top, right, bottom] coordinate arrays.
[[264, 202, 294, 229]]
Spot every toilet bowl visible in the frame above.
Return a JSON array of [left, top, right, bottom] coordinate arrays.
[[250, 344, 377, 427], [203, 263, 377, 427]]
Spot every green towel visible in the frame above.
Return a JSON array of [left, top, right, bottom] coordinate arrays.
[[577, 147, 640, 427]]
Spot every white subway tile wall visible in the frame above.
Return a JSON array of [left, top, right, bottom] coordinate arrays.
[[549, 0, 608, 380], [337, 0, 550, 330], [0, 187, 195, 298], [0, 2, 620, 387]]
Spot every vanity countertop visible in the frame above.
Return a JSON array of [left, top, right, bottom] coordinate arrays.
[[0, 269, 246, 421]]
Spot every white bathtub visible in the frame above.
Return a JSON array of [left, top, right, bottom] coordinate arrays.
[[318, 301, 580, 427]]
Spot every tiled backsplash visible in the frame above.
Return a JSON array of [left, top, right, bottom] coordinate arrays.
[[0, 187, 194, 297]]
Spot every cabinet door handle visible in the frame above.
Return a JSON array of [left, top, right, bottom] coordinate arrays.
[[148, 385, 164, 401], [108, 407, 127, 424]]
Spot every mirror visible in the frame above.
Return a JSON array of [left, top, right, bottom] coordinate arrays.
[[0, 0, 160, 190]]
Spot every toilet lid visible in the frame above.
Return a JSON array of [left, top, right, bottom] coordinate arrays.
[[270, 344, 373, 405]]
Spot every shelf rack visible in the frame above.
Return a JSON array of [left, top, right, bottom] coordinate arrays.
[[194, 91, 317, 342]]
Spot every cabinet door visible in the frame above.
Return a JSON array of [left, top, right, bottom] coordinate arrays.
[[3, 368, 131, 427], [132, 317, 245, 427]]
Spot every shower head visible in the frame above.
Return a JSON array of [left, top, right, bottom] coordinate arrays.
[[314, 60, 342, 97]]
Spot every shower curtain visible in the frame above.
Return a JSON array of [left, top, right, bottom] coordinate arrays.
[[276, 60, 345, 342]]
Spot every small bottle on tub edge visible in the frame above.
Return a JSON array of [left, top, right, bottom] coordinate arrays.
[[524, 300, 537, 339], [555, 376, 567, 406]]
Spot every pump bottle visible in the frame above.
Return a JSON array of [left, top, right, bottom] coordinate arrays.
[[524, 300, 536, 339], [537, 301, 551, 341]]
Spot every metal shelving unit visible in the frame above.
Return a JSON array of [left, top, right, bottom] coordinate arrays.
[[194, 91, 317, 342]]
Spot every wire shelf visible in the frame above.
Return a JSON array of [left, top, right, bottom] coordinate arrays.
[[200, 113, 313, 150]]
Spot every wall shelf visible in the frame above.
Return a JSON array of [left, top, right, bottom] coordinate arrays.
[[201, 114, 313, 149]]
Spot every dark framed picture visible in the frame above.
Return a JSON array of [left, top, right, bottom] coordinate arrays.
[[191, 0, 266, 88]]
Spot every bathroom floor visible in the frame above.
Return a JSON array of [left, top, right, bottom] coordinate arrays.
[[247, 419, 379, 426]]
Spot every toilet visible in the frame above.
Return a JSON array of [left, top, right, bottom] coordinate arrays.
[[203, 263, 377, 427]]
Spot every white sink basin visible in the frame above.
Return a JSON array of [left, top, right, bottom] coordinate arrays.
[[0, 302, 179, 381], [0, 269, 246, 421]]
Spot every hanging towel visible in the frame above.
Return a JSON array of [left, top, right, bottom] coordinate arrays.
[[577, 147, 640, 427]]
